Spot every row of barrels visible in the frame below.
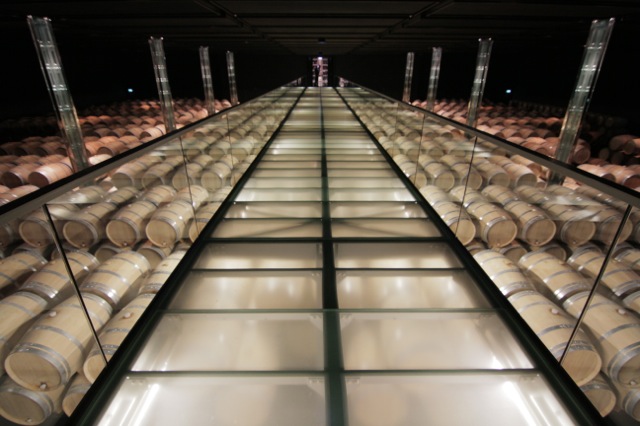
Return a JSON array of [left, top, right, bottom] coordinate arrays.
[[411, 97, 640, 189], [0, 244, 187, 425], [348, 92, 640, 420], [0, 96, 240, 208], [474, 246, 640, 419], [0, 94, 297, 424]]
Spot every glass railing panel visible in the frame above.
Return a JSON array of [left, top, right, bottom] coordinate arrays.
[[170, 270, 322, 310], [132, 313, 324, 371], [344, 373, 576, 426], [96, 375, 327, 426]]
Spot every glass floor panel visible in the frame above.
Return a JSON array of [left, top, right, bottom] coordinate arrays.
[[133, 313, 324, 371], [251, 169, 321, 177], [211, 219, 323, 238], [344, 374, 575, 426], [235, 188, 322, 202], [243, 177, 322, 188], [98, 375, 326, 426], [195, 243, 322, 269], [225, 202, 323, 218], [330, 202, 427, 218], [334, 243, 460, 269], [170, 270, 322, 309], [337, 269, 489, 309], [331, 218, 439, 238], [341, 312, 532, 370]]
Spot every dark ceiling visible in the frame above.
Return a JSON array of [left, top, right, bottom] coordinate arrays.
[[1, 1, 639, 55]]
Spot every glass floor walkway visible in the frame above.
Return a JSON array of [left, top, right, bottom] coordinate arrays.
[[86, 87, 585, 425]]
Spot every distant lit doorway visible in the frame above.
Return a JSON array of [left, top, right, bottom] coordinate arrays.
[[311, 56, 329, 87]]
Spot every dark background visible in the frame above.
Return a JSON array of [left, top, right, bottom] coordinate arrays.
[[1, 19, 637, 132]]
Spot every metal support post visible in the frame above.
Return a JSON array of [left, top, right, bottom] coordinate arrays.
[[466, 39, 493, 128], [149, 37, 176, 132], [27, 16, 89, 172]]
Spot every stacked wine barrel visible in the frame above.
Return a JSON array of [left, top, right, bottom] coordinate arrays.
[[0, 97, 238, 211], [0, 91, 294, 425], [410, 97, 640, 193], [349, 91, 640, 421]]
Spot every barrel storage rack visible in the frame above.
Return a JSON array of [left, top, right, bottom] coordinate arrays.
[[0, 81, 302, 426], [1, 78, 640, 425]]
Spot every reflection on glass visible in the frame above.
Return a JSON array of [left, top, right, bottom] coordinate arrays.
[[171, 270, 322, 309], [98, 375, 326, 426], [345, 374, 576, 426], [337, 270, 488, 309], [133, 313, 324, 371], [341, 312, 532, 370]]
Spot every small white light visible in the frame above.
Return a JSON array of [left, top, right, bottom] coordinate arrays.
[[505, 89, 512, 94], [317, 56, 323, 60], [127, 88, 134, 93]]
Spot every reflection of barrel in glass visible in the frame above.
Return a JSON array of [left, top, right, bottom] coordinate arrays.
[[188, 202, 222, 242], [430, 201, 475, 246], [473, 250, 532, 297], [106, 200, 157, 247], [0, 251, 48, 293], [508, 290, 601, 385], [200, 163, 232, 191], [20, 251, 100, 304], [0, 375, 65, 425], [580, 374, 617, 417], [174, 185, 209, 209], [465, 201, 517, 248], [475, 162, 510, 187], [141, 157, 183, 189], [541, 203, 597, 246], [492, 240, 527, 264], [504, 201, 556, 246], [62, 202, 119, 249], [138, 251, 186, 295], [62, 374, 91, 417], [0, 292, 48, 374], [140, 185, 176, 207], [481, 184, 519, 206], [103, 186, 139, 206], [146, 200, 195, 247], [0, 219, 19, 250], [518, 251, 591, 303], [568, 248, 640, 310], [5, 293, 112, 391], [80, 252, 151, 309], [563, 292, 640, 387], [614, 381, 640, 421], [171, 163, 203, 190], [83, 293, 155, 382], [137, 240, 174, 269], [586, 206, 633, 245], [19, 204, 79, 247]]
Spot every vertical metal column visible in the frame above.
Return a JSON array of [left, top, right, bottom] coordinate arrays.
[[466, 38, 493, 128], [226, 51, 239, 105], [149, 37, 176, 132], [402, 52, 415, 103], [27, 16, 89, 172], [426, 47, 442, 112], [554, 18, 615, 166], [199, 46, 216, 116]]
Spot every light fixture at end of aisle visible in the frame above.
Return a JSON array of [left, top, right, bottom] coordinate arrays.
[[505, 89, 512, 94], [128, 88, 134, 93]]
